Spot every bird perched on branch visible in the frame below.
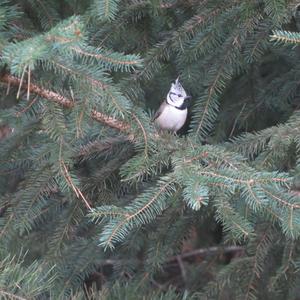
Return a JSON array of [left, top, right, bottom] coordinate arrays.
[[153, 78, 191, 133]]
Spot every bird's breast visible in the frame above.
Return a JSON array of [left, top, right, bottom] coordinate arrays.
[[155, 105, 187, 132]]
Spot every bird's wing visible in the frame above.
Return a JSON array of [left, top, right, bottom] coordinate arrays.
[[152, 101, 168, 121]]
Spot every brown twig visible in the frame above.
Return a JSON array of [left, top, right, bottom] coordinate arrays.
[[27, 66, 31, 100], [85, 245, 244, 266], [17, 66, 26, 99], [0, 290, 27, 300], [60, 159, 92, 210], [176, 255, 187, 283], [0, 125, 14, 140], [169, 245, 244, 261], [229, 103, 246, 138], [15, 96, 39, 117]]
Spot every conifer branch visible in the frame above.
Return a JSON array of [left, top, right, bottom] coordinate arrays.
[[99, 179, 175, 249], [270, 30, 300, 45], [0, 73, 131, 133], [262, 188, 300, 209], [90, 110, 131, 133], [0, 290, 27, 300], [1, 74, 74, 108], [198, 170, 289, 186], [2, 0, 300, 297], [71, 47, 142, 67], [244, 226, 273, 300]]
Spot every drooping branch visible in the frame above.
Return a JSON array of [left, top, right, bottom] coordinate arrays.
[[0, 73, 131, 133]]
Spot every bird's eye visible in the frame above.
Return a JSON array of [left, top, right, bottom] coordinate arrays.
[[178, 94, 182, 97]]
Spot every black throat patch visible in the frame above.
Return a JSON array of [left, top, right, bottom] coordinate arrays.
[[167, 92, 190, 110], [175, 102, 188, 110]]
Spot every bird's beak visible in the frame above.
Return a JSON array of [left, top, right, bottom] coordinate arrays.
[[184, 96, 192, 100]]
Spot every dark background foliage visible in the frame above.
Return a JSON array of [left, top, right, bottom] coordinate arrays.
[[1, 0, 300, 299]]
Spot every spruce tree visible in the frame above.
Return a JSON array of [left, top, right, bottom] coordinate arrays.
[[0, 0, 300, 299]]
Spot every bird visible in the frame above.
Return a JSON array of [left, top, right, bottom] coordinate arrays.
[[153, 78, 191, 133]]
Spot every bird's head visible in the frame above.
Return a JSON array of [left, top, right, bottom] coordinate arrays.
[[166, 77, 191, 107]]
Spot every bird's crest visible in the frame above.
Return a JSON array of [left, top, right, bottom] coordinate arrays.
[[170, 77, 187, 97]]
